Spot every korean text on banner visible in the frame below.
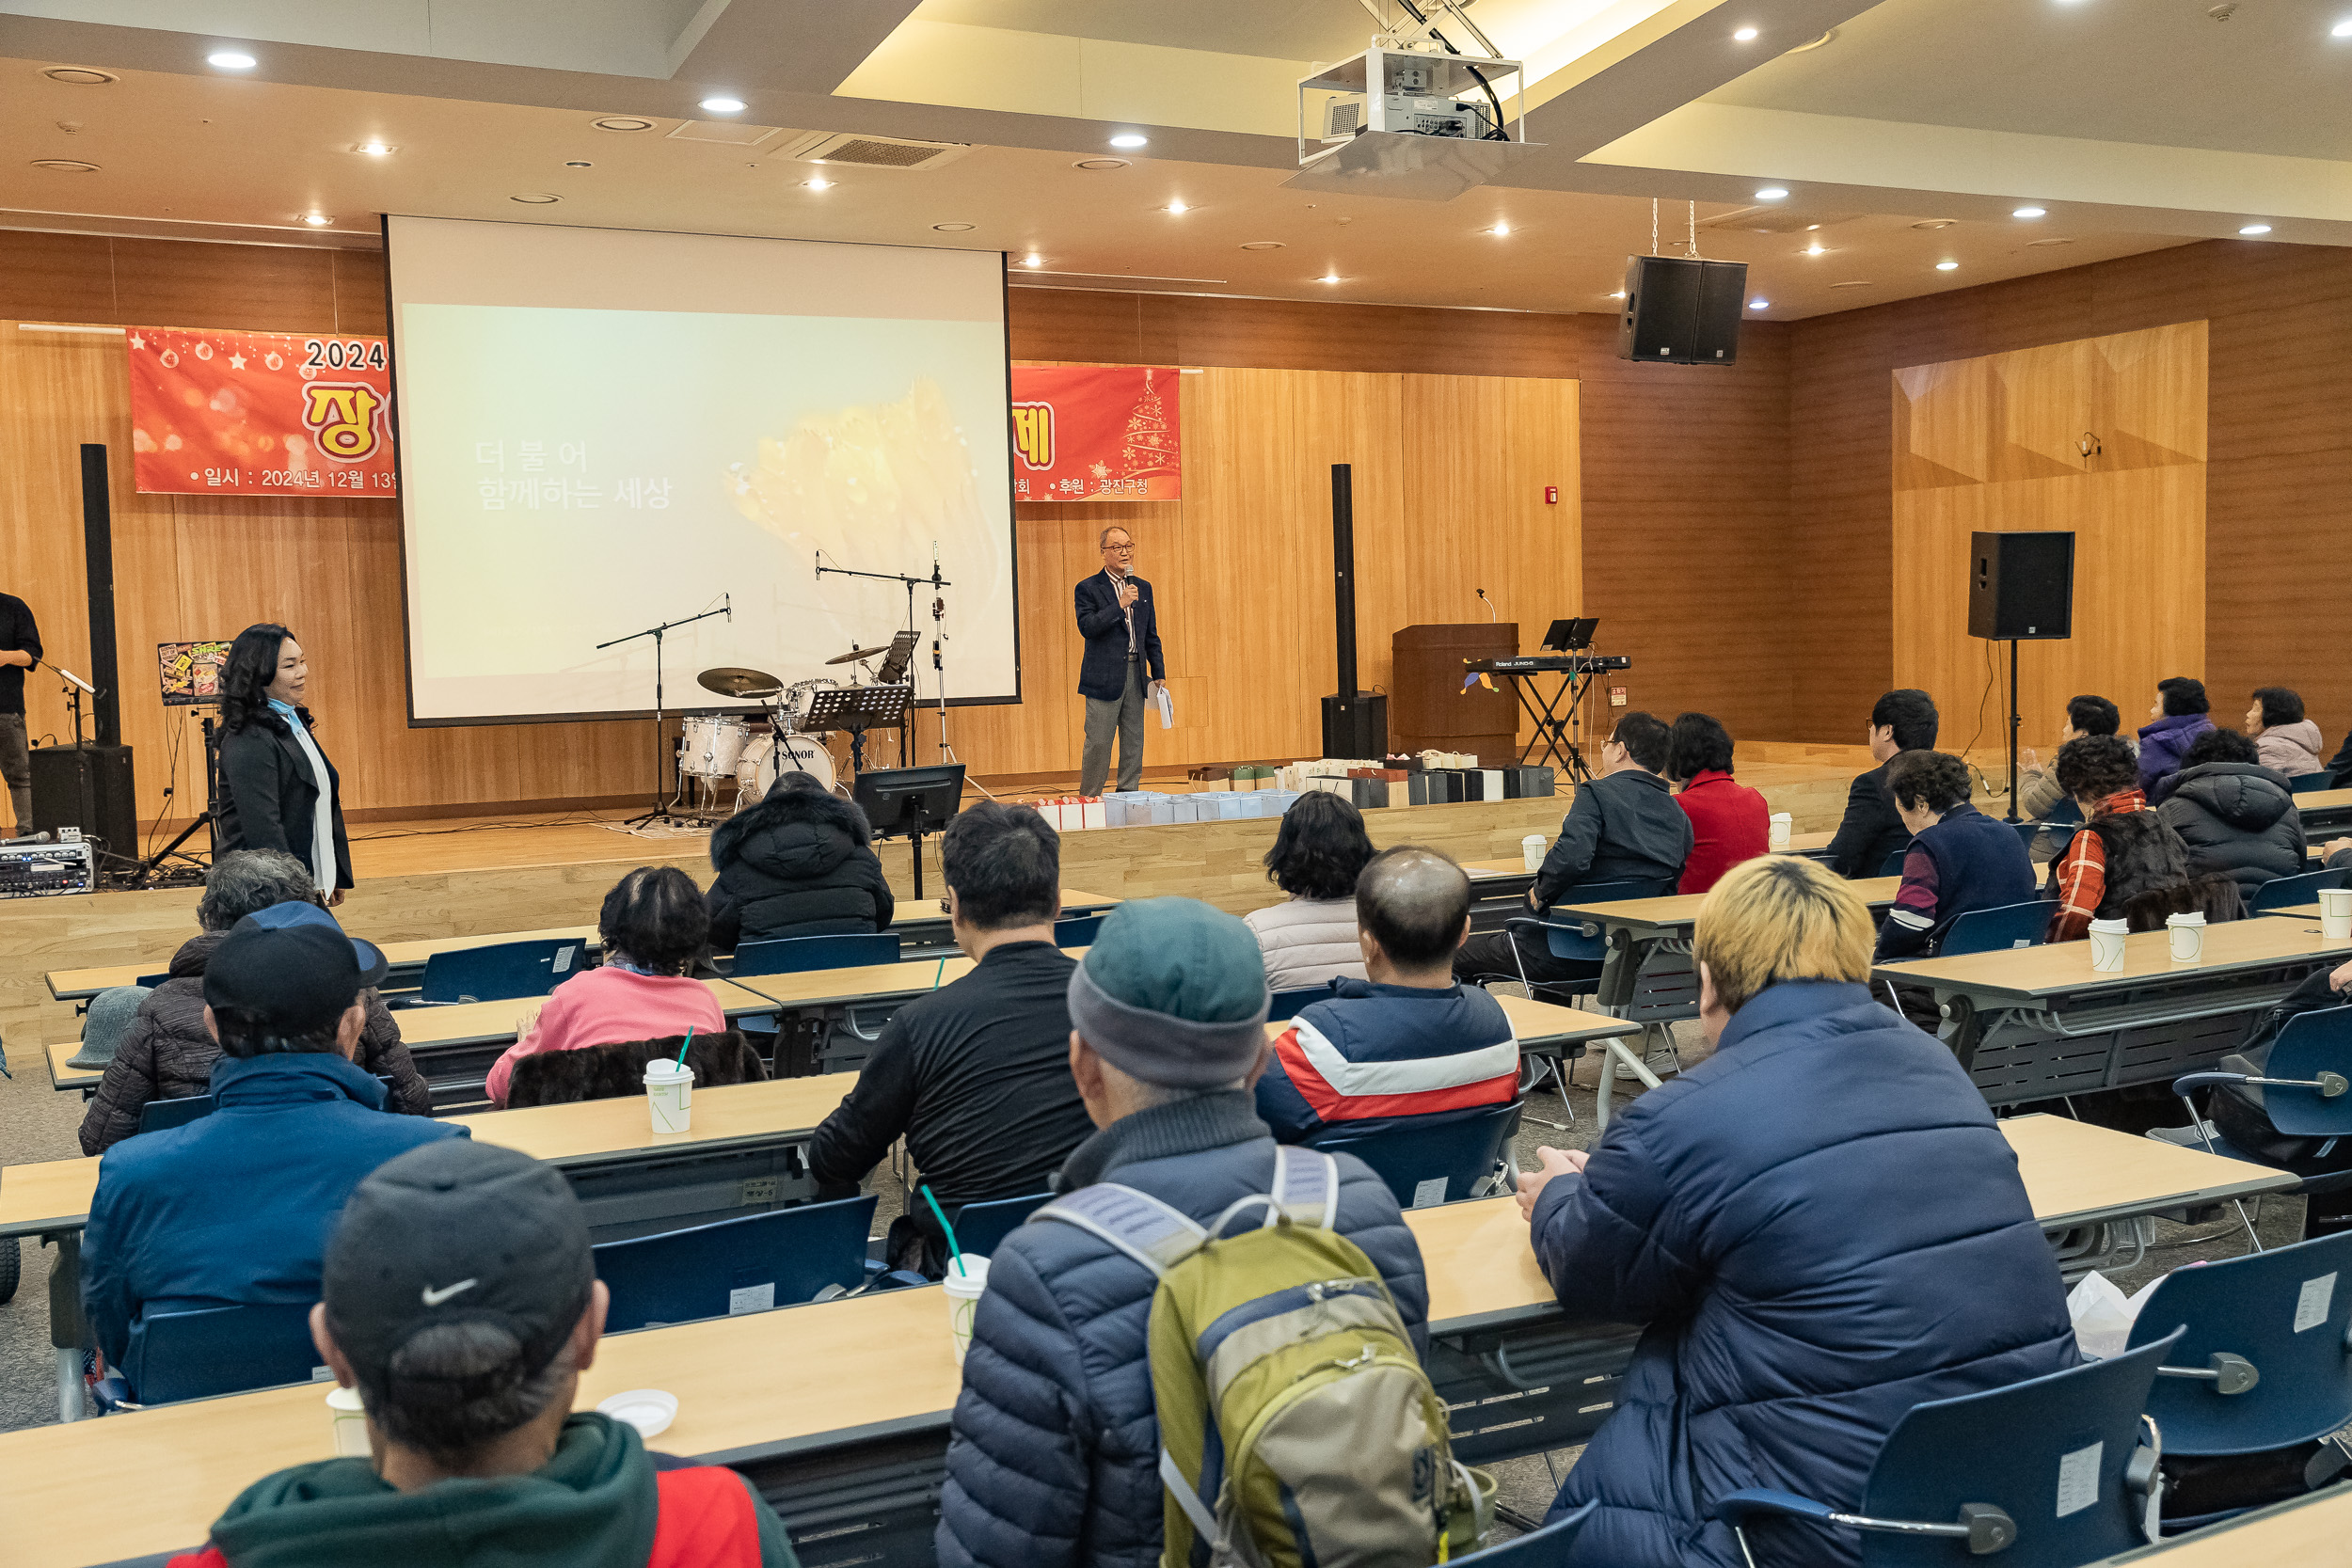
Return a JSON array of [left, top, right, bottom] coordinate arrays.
[[1009, 364, 1182, 501], [125, 326, 398, 497]]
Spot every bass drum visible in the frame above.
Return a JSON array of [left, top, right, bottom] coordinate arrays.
[[736, 732, 836, 800]]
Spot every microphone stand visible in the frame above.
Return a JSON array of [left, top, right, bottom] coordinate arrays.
[[599, 602, 730, 829], [815, 559, 936, 768]]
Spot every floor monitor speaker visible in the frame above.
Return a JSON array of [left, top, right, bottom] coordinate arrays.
[[30, 742, 137, 870]]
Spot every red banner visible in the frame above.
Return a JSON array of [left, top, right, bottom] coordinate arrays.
[[1009, 364, 1182, 501], [126, 326, 398, 497]]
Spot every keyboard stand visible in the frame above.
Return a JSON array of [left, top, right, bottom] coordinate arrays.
[[1502, 667, 1596, 782]]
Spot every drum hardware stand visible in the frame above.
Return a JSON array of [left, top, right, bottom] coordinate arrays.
[[921, 546, 996, 801], [130, 707, 221, 887], [598, 600, 731, 828], [815, 558, 938, 767]]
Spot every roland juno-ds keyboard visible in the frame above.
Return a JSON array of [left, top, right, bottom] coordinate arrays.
[[1463, 656, 1631, 674]]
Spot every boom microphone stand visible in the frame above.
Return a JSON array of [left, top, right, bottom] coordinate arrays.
[[599, 598, 731, 828]]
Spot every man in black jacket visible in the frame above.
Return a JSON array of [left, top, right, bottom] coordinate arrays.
[[0, 589, 42, 836], [1825, 688, 1939, 879], [1454, 710, 1692, 989], [807, 801, 1093, 1274], [1074, 526, 1167, 796]]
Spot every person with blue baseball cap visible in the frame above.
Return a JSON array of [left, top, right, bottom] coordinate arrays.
[[79, 902, 467, 1401]]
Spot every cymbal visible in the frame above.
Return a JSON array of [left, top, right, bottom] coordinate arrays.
[[826, 643, 897, 666], [698, 665, 783, 699]]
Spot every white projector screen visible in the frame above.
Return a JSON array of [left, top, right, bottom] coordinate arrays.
[[385, 216, 1017, 723]]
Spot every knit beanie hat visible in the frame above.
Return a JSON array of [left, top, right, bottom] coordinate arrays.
[[1066, 897, 1271, 1089]]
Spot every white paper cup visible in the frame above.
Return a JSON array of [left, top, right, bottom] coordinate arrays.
[[644, 1058, 694, 1134], [944, 1255, 991, 1367], [1521, 834, 1546, 872], [2089, 918, 2129, 973], [1768, 813, 1792, 850], [2320, 886, 2352, 941], [326, 1385, 370, 1457], [2167, 911, 2206, 964], [597, 1388, 678, 1439]]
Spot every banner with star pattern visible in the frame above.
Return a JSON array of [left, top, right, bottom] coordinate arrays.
[[125, 325, 399, 497], [1008, 364, 1182, 501]]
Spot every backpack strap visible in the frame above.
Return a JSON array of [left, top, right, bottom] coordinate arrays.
[[1037, 1182, 1208, 1279], [1269, 1146, 1340, 1230]]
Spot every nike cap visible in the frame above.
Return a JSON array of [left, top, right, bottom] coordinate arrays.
[[323, 1140, 594, 1407]]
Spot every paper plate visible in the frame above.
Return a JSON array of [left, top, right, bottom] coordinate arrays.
[[597, 1388, 678, 1439]]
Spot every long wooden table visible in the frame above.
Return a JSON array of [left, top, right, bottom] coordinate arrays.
[[2090, 1481, 2352, 1562], [2294, 786, 2352, 834], [0, 1115, 2288, 1568]]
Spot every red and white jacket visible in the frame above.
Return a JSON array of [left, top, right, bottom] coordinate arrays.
[[1254, 979, 1519, 1142]]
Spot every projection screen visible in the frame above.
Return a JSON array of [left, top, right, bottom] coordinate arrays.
[[385, 216, 1016, 723]]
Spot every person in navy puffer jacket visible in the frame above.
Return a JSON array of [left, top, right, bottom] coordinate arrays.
[[1517, 854, 2075, 1568], [934, 897, 1427, 1568]]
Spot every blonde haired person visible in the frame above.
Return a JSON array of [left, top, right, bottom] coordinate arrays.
[[1510, 856, 2074, 1568]]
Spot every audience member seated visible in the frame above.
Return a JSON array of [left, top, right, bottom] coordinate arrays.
[[1452, 710, 1692, 991], [705, 770, 894, 952], [935, 897, 1425, 1568], [1243, 791, 1375, 990], [486, 866, 724, 1106], [1663, 710, 1768, 894], [807, 803, 1095, 1275], [1824, 689, 1938, 879], [2047, 735, 2193, 942], [80, 849, 432, 1154], [1258, 847, 1517, 1144], [1514, 856, 2074, 1568], [2014, 693, 2122, 861], [2156, 727, 2307, 898], [81, 907, 464, 1383], [1873, 751, 2038, 961], [2138, 675, 2215, 798], [2247, 686, 2324, 777], [166, 1140, 793, 1567]]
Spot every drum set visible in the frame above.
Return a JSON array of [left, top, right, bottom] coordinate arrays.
[[676, 640, 914, 816]]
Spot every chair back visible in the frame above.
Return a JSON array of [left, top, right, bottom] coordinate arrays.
[[1856, 1332, 2179, 1566], [1269, 985, 1329, 1022], [137, 1094, 215, 1135], [2257, 1006, 2352, 1136], [418, 939, 589, 1005], [1311, 1101, 1522, 1210], [134, 971, 169, 989], [732, 932, 901, 977], [2251, 865, 2348, 914], [594, 1195, 878, 1333], [1939, 900, 2050, 958], [123, 1302, 326, 1405], [2127, 1229, 2352, 1456], [1541, 879, 1677, 962], [1877, 845, 1911, 878], [2291, 771, 2339, 795], [1452, 1502, 1595, 1565], [949, 1191, 1054, 1258], [1053, 914, 1104, 948]]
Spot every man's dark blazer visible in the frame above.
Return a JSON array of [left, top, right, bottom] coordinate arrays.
[[1824, 757, 1912, 879], [216, 710, 355, 889], [1073, 570, 1166, 702]]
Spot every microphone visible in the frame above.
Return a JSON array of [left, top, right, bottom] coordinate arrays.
[[1476, 589, 1496, 623], [0, 831, 54, 847], [723, 593, 732, 619], [931, 540, 943, 587]]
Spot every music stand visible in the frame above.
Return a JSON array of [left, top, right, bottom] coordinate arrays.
[[1541, 618, 1598, 652], [852, 763, 966, 899]]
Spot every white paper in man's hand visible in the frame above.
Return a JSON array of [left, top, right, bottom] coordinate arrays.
[[1153, 684, 1175, 730]]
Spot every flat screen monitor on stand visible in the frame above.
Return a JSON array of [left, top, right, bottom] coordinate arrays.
[[852, 764, 966, 901]]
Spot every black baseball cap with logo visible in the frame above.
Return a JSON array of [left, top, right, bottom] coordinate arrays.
[[323, 1140, 594, 1405], [202, 900, 389, 1036]]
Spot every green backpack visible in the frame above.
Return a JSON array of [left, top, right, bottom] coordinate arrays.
[[1040, 1147, 1492, 1568]]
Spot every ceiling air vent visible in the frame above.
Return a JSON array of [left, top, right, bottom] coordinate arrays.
[[785, 131, 972, 171]]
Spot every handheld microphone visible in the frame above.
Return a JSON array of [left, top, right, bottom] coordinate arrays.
[[0, 831, 54, 847]]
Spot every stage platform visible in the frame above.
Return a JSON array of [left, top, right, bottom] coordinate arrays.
[[1, 747, 1886, 1051]]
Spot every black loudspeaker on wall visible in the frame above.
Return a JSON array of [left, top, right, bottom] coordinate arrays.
[[1617, 255, 1747, 366], [1968, 531, 2076, 641], [31, 744, 138, 867]]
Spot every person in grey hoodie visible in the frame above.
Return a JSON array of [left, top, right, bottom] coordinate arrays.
[[2247, 687, 2326, 779], [2156, 727, 2308, 899]]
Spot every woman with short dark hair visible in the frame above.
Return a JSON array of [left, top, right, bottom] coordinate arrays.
[[485, 865, 724, 1105], [1244, 791, 1375, 991], [2048, 735, 2190, 941], [2137, 675, 2215, 797], [1874, 750, 2036, 960], [215, 624, 354, 903], [2246, 686, 2325, 778], [1663, 711, 1769, 895]]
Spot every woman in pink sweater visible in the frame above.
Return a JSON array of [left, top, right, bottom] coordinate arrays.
[[485, 865, 726, 1105]]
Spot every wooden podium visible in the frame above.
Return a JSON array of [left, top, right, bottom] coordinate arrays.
[[1391, 623, 1518, 763]]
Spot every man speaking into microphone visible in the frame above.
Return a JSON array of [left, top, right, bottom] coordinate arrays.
[[1073, 526, 1166, 796]]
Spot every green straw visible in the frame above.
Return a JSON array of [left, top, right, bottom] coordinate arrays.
[[675, 1025, 694, 1065], [920, 1185, 967, 1276], [934, 958, 946, 990]]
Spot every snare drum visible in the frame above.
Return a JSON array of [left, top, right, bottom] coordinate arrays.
[[681, 715, 753, 778], [737, 732, 836, 799]]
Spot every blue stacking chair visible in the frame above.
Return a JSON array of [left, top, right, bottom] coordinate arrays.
[[1269, 985, 1329, 1022], [2251, 865, 2347, 914], [96, 1302, 326, 1409], [949, 1192, 1054, 1259], [731, 932, 901, 977], [407, 938, 588, 1006], [1054, 914, 1104, 949], [1311, 1101, 1523, 1209], [134, 971, 169, 989], [2165, 1004, 2352, 1250], [1940, 899, 2051, 957], [1453, 1502, 1596, 1565], [1498, 878, 1675, 991], [593, 1195, 877, 1332], [1877, 845, 1911, 878], [1713, 1331, 2181, 1565], [137, 1094, 215, 1135], [2291, 771, 2340, 795]]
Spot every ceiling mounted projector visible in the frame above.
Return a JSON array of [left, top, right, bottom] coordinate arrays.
[[1284, 46, 1542, 202]]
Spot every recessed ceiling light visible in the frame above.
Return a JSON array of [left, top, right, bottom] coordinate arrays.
[[564, 159, 592, 168], [2334, 17, 2352, 35], [1108, 133, 1149, 150], [932, 222, 976, 232], [42, 67, 117, 85], [206, 50, 257, 70], [699, 96, 746, 114], [1804, 244, 1825, 256], [1165, 199, 1189, 214], [1240, 240, 1285, 250], [2012, 206, 2046, 218], [1935, 260, 1960, 271], [1073, 158, 1129, 171], [1733, 26, 1760, 40], [354, 142, 395, 157], [301, 214, 332, 227], [1318, 273, 1343, 284], [31, 158, 99, 172], [592, 116, 658, 133], [2239, 223, 2272, 235], [511, 193, 561, 204], [1022, 254, 1044, 267], [1488, 221, 1511, 236], [1748, 297, 1769, 309], [803, 176, 833, 190], [1786, 28, 1838, 52], [1755, 187, 1788, 200]]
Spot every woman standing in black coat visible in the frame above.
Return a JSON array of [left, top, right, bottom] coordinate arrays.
[[214, 623, 353, 905], [707, 771, 894, 950]]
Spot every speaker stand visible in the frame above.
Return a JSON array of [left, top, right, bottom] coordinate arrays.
[[2004, 638, 2022, 824]]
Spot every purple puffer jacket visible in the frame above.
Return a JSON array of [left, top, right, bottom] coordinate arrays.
[[2138, 711, 2215, 798]]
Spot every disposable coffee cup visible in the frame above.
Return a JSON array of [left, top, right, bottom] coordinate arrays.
[[1768, 813, 1792, 850], [2320, 886, 2352, 941], [2167, 911, 2206, 964], [1521, 834, 1546, 872], [326, 1385, 370, 1457], [644, 1058, 694, 1134], [944, 1255, 991, 1367], [2088, 918, 2129, 973]]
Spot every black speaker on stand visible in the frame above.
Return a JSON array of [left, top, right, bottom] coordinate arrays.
[[1321, 463, 1387, 759], [1968, 531, 2075, 822]]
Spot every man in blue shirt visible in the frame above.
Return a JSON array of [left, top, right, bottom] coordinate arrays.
[[80, 901, 465, 1386]]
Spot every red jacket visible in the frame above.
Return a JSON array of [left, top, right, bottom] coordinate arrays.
[[1674, 769, 1771, 894]]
